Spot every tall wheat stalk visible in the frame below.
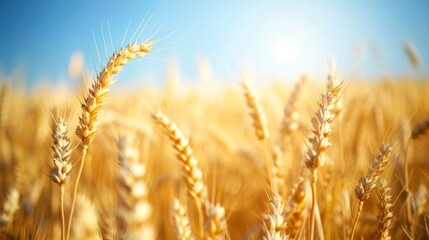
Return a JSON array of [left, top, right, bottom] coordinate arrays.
[[305, 70, 343, 239], [49, 116, 72, 240], [351, 144, 392, 240], [68, 41, 152, 240]]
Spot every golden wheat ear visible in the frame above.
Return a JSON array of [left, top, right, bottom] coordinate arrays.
[[49, 115, 72, 240], [262, 192, 286, 240], [373, 179, 393, 240], [172, 199, 194, 240], [351, 144, 393, 240], [116, 136, 154, 240], [67, 40, 153, 240]]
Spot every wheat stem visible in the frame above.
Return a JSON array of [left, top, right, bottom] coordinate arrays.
[[60, 186, 65, 240], [66, 145, 88, 240]]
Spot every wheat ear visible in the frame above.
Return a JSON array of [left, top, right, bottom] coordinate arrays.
[[285, 177, 309, 239], [202, 200, 228, 240], [172, 199, 194, 240], [280, 75, 306, 145], [72, 195, 101, 240], [305, 70, 343, 239], [241, 80, 274, 193], [263, 193, 287, 240], [116, 136, 154, 240], [404, 41, 421, 70], [272, 146, 286, 198], [351, 144, 393, 240], [373, 179, 393, 240], [0, 187, 19, 227], [49, 116, 72, 240], [153, 110, 207, 237], [67, 41, 152, 240]]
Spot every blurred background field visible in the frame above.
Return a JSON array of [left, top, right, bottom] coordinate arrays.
[[1, 1, 429, 240]]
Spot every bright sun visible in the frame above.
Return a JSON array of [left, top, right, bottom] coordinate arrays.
[[274, 40, 300, 63]]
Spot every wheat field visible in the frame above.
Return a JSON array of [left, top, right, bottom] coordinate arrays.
[[0, 40, 428, 240]]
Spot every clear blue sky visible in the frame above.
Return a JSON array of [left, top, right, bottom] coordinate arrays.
[[0, 0, 428, 87]]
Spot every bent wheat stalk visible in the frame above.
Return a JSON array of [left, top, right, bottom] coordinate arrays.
[[351, 144, 392, 240], [153, 111, 207, 237], [67, 41, 152, 240]]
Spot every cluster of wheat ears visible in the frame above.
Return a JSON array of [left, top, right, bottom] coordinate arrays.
[[0, 38, 428, 240]]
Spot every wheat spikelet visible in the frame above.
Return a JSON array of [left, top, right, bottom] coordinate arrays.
[[153, 111, 207, 201], [373, 179, 393, 240], [116, 136, 154, 240], [0, 187, 19, 227], [50, 116, 72, 186], [202, 200, 228, 240], [263, 193, 287, 240], [404, 41, 421, 70], [172, 199, 194, 240], [76, 41, 152, 145], [412, 119, 429, 139], [241, 80, 269, 141]]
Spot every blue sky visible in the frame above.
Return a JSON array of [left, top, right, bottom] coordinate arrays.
[[0, 1, 428, 87]]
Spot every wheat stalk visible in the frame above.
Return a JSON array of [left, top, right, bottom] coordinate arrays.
[[0, 187, 19, 227], [153, 110, 207, 237], [241, 80, 269, 141], [241, 80, 274, 193], [116, 136, 154, 240], [280, 75, 306, 144], [172, 199, 194, 240], [351, 144, 393, 240], [305, 70, 343, 239], [49, 116, 72, 240], [202, 200, 228, 240], [72, 195, 101, 240], [285, 177, 309, 239], [373, 179, 393, 240], [67, 40, 152, 240], [263, 193, 287, 240]]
